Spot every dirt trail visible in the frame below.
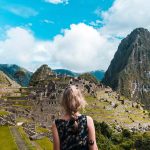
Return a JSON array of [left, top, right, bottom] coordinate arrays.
[[10, 126, 29, 150]]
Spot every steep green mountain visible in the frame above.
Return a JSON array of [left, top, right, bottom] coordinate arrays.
[[29, 64, 54, 86], [0, 64, 32, 87], [103, 28, 150, 109], [89, 70, 105, 81], [79, 73, 99, 84]]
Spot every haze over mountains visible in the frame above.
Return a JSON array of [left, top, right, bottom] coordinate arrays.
[[0, 64, 105, 86]]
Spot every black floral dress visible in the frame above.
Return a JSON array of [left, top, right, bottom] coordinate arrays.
[[55, 115, 89, 150]]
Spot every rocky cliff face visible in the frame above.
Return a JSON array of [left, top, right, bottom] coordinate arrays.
[[29, 64, 54, 86], [103, 28, 150, 109]]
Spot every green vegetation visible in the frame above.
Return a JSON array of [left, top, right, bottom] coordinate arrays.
[[12, 104, 32, 109], [18, 126, 53, 150], [0, 126, 18, 150], [79, 73, 99, 84], [85, 95, 97, 102], [0, 71, 10, 85], [16, 117, 32, 123], [18, 126, 36, 150], [14, 70, 26, 85], [35, 137, 53, 150], [0, 110, 9, 116], [95, 121, 150, 150], [36, 126, 50, 133]]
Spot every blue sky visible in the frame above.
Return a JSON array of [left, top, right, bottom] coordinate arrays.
[[0, 0, 114, 39], [0, 0, 150, 72]]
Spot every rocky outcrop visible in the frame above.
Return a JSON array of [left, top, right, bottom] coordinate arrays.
[[103, 28, 150, 109]]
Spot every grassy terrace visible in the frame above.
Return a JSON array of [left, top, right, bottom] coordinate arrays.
[[84, 92, 150, 126], [0, 126, 18, 150], [16, 117, 32, 123], [36, 125, 50, 133], [0, 110, 9, 116], [18, 126, 53, 150], [35, 137, 53, 150], [12, 104, 32, 109], [18, 126, 36, 150]]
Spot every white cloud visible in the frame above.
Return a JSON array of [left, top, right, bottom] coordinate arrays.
[[89, 20, 103, 28], [42, 19, 54, 24], [0, 27, 51, 71], [100, 0, 150, 37], [52, 23, 119, 72], [4, 5, 38, 18], [45, 0, 69, 5], [3, 0, 150, 72], [0, 24, 119, 72]]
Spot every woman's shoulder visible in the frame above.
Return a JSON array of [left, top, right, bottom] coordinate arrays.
[[86, 116, 94, 126], [86, 115, 93, 121]]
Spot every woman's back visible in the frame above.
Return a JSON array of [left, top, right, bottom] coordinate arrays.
[[55, 115, 89, 150], [52, 86, 98, 150]]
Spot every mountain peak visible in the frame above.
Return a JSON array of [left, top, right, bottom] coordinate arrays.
[[127, 27, 150, 41], [103, 28, 150, 109], [132, 27, 148, 33], [29, 64, 54, 86]]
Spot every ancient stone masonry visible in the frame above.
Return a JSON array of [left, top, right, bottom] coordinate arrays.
[[0, 114, 16, 126], [27, 73, 100, 128]]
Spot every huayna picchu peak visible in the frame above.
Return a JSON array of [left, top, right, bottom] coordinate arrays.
[[103, 28, 150, 109], [29, 64, 54, 86]]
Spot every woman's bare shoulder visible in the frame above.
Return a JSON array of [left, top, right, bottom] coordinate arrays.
[[86, 116, 93, 121], [86, 116, 94, 125]]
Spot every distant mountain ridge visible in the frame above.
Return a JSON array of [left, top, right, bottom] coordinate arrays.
[[0, 64, 105, 86], [53, 69, 105, 80], [90, 70, 105, 81], [52, 69, 79, 77], [0, 64, 32, 87]]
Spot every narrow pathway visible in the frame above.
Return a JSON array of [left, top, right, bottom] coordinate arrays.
[[10, 126, 29, 150]]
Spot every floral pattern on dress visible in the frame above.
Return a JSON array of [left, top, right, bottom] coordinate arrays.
[[55, 115, 89, 150]]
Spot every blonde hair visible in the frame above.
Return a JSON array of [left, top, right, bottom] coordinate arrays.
[[61, 85, 87, 115]]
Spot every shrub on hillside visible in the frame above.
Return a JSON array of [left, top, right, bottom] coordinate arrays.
[[122, 129, 131, 138], [94, 121, 150, 150]]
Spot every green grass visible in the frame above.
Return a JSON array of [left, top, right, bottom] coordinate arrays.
[[35, 137, 53, 150], [85, 95, 96, 102], [0, 126, 18, 150], [10, 100, 27, 102], [36, 126, 50, 133], [16, 117, 32, 123], [18, 126, 36, 150], [18, 126, 53, 150], [0, 110, 9, 116], [12, 104, 31, 109]]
